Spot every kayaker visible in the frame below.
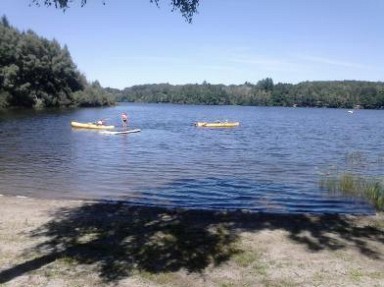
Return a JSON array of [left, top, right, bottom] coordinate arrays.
[[121, 113, 128, 127], [96, 119, 105, 126]]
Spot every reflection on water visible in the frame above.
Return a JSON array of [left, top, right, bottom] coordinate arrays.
[[1, 104, 383, 214]]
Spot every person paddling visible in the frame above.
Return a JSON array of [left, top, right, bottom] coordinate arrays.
[[121, 112, 128, 128], [95, 118, 107, 126]]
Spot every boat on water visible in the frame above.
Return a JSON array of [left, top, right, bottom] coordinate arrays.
[[71, 121, 115, 130], [195, 121, 240, 128], [100, 129, 141, 135]]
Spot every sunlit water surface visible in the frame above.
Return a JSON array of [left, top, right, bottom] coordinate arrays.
[[1, 104, 383, 214]]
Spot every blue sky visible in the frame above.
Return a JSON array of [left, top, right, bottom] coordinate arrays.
[[1, 0, 384, 89]]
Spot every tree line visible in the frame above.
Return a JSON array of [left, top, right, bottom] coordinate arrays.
[[0, 16, 114, 110], [108, 79, 384, 109], [2, 14, 384, 110]]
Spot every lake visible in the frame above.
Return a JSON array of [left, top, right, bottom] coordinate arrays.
[[1, 103, 383, 214]]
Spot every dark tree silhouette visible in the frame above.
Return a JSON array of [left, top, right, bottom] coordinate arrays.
[[30, 0, 200, 22]]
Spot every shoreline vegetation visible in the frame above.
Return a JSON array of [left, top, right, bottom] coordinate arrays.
[[321, 174, 384, 212], [2, 16, 384, 111], [108, 80, 384, 109], [0, 16, 114, 110], [0, 195, 383, 287]]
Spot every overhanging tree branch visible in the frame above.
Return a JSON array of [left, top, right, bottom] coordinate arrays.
[[30, 0, 199, 23]]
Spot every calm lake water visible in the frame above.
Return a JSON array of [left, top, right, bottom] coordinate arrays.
[[1, 103, 383, 214]]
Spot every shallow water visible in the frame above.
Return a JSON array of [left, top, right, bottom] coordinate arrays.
[[1, 104, 383, 214]]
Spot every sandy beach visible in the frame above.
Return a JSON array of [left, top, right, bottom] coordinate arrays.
[[0, 195, 383, 287]]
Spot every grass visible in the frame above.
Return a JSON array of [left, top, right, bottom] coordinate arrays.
[[349, 268, 364, 281], [232, 250, 262, 268], [261, 278, 297, 287], [139, 271, 181, 286], [320, 173, 384, 211]]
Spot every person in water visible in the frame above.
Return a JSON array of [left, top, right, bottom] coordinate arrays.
[[121, 112, 128, 127]]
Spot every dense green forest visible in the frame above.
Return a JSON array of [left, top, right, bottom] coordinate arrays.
[[0, 16, 114, 109], [108, 79, 384, 109]]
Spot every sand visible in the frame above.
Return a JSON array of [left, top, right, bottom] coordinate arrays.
[[0, 195, 383, 287]]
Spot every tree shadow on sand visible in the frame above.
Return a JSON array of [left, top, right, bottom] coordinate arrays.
[[0, 202, 383, 284]]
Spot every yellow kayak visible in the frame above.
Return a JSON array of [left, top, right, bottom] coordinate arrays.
[[71, 121, 115, 130], [195, 121, 240, 128]]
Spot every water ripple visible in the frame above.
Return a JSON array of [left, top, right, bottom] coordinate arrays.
[[1, 104, 383, 214]]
